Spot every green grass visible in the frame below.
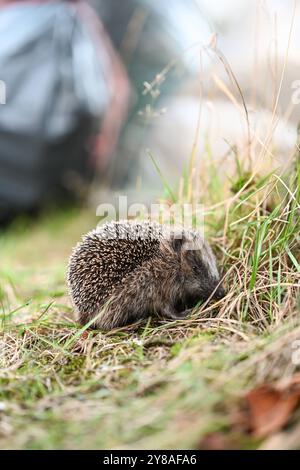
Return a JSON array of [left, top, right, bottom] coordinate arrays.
[[0, 162, 299, 449]]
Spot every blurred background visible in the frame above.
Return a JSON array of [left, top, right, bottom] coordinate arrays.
[[0, 0, 299, 224]]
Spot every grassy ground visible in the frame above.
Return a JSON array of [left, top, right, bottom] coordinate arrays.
[[0, 161, 299, 449]]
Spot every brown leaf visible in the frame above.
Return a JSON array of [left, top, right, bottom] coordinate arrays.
[[80, 331, 89, 340], [245, 376, 300, 438]]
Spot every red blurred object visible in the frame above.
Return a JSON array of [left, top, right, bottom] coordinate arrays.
[[79, 2, 130, 169]]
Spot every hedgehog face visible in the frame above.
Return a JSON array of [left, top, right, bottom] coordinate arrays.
[[183, 247, 225, 304], [171, 234, 225, 307]]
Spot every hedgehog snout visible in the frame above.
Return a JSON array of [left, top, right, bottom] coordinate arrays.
[[213, 284, 226, 300]]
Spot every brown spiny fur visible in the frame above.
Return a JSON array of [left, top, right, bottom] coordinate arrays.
[[67, 221, 225, 331]]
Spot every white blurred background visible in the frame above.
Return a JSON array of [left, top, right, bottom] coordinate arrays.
[[96, 0, 299, 197]]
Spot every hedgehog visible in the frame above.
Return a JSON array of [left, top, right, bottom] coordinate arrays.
[[67, 220, 225, 330]]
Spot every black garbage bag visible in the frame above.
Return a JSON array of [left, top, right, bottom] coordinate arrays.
[[0, 0, 110, 223]]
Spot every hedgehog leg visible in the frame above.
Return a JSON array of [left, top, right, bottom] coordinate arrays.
[[92, 295, 149, 331], [162, 305, 192, 320], [171, 308, 192, 319]]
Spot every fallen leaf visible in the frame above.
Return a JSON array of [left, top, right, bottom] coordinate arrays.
[[80, 331, 89, 340], [245, 374, 300, 438]]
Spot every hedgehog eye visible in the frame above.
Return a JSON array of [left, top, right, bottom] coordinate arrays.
[[192, 265, 198, 273]]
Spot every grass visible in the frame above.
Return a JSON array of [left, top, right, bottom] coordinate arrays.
[[0, 156, 299, 449]]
